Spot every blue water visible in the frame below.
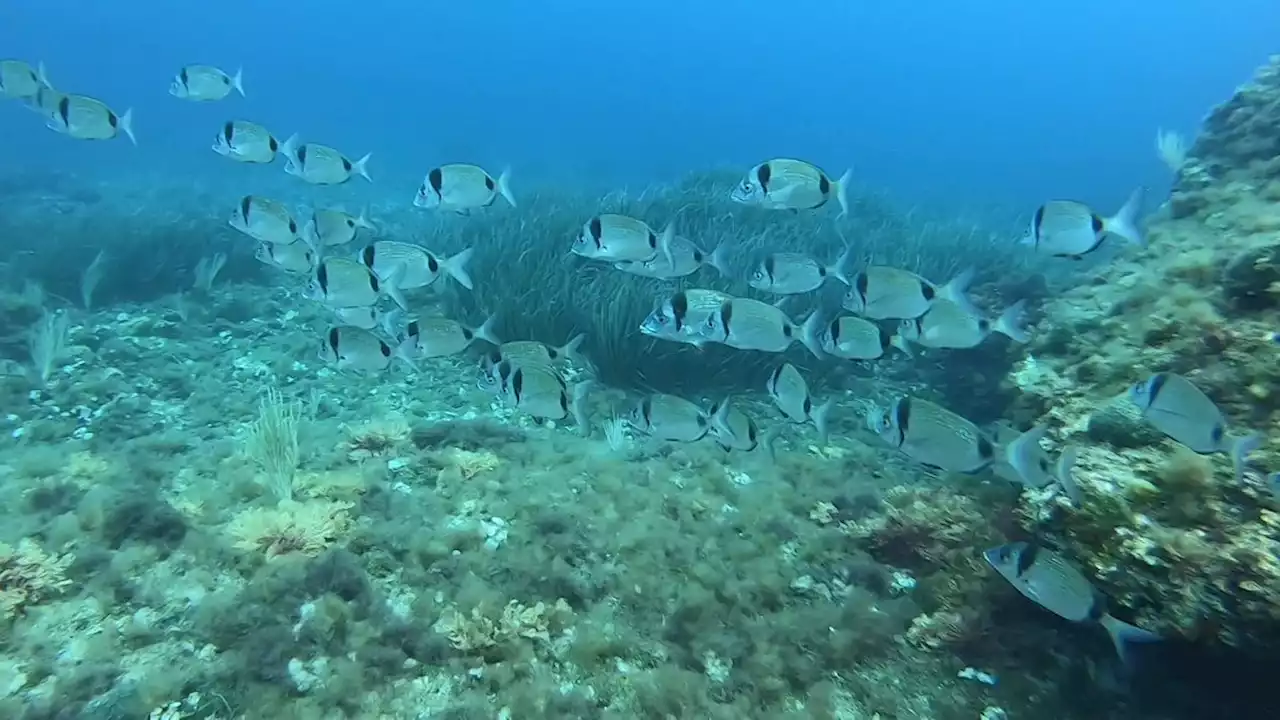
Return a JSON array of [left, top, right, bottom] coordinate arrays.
[[4, 0, 1276, 211]]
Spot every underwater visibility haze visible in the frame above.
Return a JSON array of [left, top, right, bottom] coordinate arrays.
[[2, 1, 1280, 718]]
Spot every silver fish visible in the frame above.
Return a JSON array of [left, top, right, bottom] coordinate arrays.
[[749, 247, 853, 294], [47, 94, 135, 145], [867, 397, 995, 473], [307, 257, 407, 311], [991, 424, 1082, 503], [213, 120, 279, 163], [414, 163, 515, 213], [703, 297, 820, 355], [303, 207, 374, 249], [402, 315, 498, 359], [281, 135, 371, 185], [1021, 189, 1144, 258], [627, 394, 710, 443], [898, 299, 1029, 349], [482, 335, 587, 370], [356, 242, 474, 291], [984, 542, 1159, 662], [254, 240, 315, 274], [229, 196, 299, 245], [730, 158, 850, 217], [639, 289, 734, 348], [803, 312, 909, 361], [318, 325, 413, 372], [765, 362, 833, 442], [491, 360, 590, 432], [170, 65, 244, 101], [572, 214, 674, 264], [613, 236, 729, 279], [708, 398, 771, 455], [0, 59, 49, 100], [1128, 372, 1261, 482], [843, 266, 974, 320], [329, 305, 383, 331]]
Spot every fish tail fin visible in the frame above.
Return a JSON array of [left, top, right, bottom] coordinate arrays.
[[811, 398, 834, 444], [353, 153, 373, 182], [658, 221, 677, 269], [939, 267, 979, 316], [442, 247, 475, 290], [231, 67, 245, 97], [355, 207, 376, 231], [830, 242, 856, 285], [710, 397, 734, 434], [559, 333, 587, 364], [280, 133, 300, 164], [1106, 187, 1146, 247], [1229, 432, 1263, 484], [392, 334, 420, 372], [834, 167, 851, 219], [496, 167, 516, 207], [1055, 446, 1083, 504], [473, 313, 502, 346], [118, 108, 137, 146], [995, 299, 1030, 343], [1100, 614, 1161, 666], [707, 241, 732, 276], [36, 61, 52, 90], [300, 218, 321, 254], [799, 311, 827, 359], [384, 265, 410, 311], [570, 380, 593, 436]]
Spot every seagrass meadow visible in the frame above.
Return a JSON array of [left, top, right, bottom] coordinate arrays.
[[2, 56, 1280, 719]]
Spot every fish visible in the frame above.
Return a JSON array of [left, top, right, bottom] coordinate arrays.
[[280, 135, 371, 185], [318, 325, 414, 373], [626, 394, 711, 443], [229, 196, 300, 246], [897, 299, 1030, 349], [413, 163, 516, 214], [1128, 372, 1262, 482], [842, 266, 975, 320], [984, 542, 1160, 663], [306, 257, 408, 311], [990, 424, 1083, 504], [356, 242, 474, 291], [401, 315, 499, 359], [1021, 189, 1145, 258], [47, 94, 135, 145], [169, 65, 244, 101], [764, 362, 833, 442], [304, 207, 375, 249], [24, 84, 66, 118], [0, 59, 50, 100], [489, 360, 591, 432], [212, 121, 280, 163], [329, 305, 383, 331], [639, 289, 735, 348], [866, 397, 996, 473], [730, 158, 851, 217], [612, 236, 729, 279], [707, 398, 772, 455], [482, 335, 587, 370], [703, 297, 821, 356], [804, 312, 910, 361], [572, 214, 675, 264], [254, 241, 315, 274], [749, 247, 853, 294]]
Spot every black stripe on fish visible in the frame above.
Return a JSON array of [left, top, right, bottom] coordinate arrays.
[[427, 253, 439, 273], [288, 219, 297, 234], [407, 320, 420, 339], [854, 273, 868, 304], [763, 255, 776, 281], [828, 318, 842, 344], [326, 327, 340, 353], [378, 340, 392, 358], [767, 364, 783, 390], [647, 230, 658, 249], [484, 174, 495, 191], [977, 434, 995, 462], [56, 96, 70, 126], [756, 162, 772, 192], [1032, 206, 1045, 247], [461, 326, 475, 342], [268, 136, 278, 152], [670, 292, 689, 329], [428, 167, 443, 193], [639, 396, 653, 426], [717, 301, 734, 338], [1090, 214, 1104, 234], [345, 218, 355, 228], [179, 67, 189, 88], [1015, 543, 1038, 576], [222, 121, 234, 144], [342, 157, 353, 172], [360, 245, 375, 268], [893, 397, 911, 446], [511, 368, 525, 403], [367, 270, 380, 292], [878, 326, 893, 350], [297, 144, 308, 165], [239, 196, 252, 223], [588, 217, 602, 247], [818, 173, 830, 195], [1148, 373, 1169, 402], [317, 263, 330, 292], [919, 281, 935, 301], [802, 395, 812, 416]]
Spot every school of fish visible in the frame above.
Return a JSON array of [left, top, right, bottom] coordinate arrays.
[[6, 56, 1275, 666]]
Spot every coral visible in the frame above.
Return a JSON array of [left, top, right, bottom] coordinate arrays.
[[439, 447, 502, 481], [340, 415, 411, 461], [225, 500, 353, 560], [0, 537, 73, 619], [434, 599, 573, 653]]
